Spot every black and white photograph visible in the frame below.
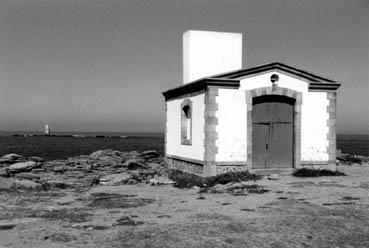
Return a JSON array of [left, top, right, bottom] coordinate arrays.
[[0, 0, 368, 247]]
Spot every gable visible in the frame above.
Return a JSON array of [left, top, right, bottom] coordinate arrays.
[[162, 62, 341, 101], [212, 62, 341, 91], [240, 70, 309, 93], [212, 62, 336, 83]]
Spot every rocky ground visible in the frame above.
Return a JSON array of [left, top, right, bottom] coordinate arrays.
[[0, 149, 173, 192], [0, 150, 368, 247]]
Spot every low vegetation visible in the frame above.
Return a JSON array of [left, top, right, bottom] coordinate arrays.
[[86, 192, 155, 209], [169, 170, 261, 188], [293, 168, 346, 177]]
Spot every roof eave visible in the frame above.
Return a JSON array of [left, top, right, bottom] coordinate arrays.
[[162, 78, 240, 100], [308, 82, 341, 91]]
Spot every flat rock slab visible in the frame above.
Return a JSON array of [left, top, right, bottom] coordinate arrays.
[[12, 179, 43, 190], [8, 161, 39, 173], [0, 154, 25, 165], [47, 180, 72, 189], [100, 173, 133, 186], [0, 178, 43, 190], [28, 156, 45, 162], [0, 167, 8, 177], [149, 176, 174, 185], [0, 177, 15, 190], [15, 172, 41, 180]]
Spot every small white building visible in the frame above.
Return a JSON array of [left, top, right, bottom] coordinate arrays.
[[162, 30, 341, 176]]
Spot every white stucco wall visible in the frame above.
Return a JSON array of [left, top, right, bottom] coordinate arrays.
[[215, 89, 247, 162], [240, 71, 329, 162], [166, 93, 205, 161], [301, 92, 329, 161]]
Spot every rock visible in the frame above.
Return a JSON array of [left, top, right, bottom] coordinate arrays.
[[147, 162, 161, 169], [88, 149, 131, 167], [12, 179, 43, 190], [127, 151, 139, 157], [140, 150, 160, 156], [31, 168, 45, 173], [149, 176, 175, 186], [147, 162, 169, 177], [337, 154, 363, 164], [206, 182, 244, 193], [202, 182, 268, 195], [144, 157, 164, 164], [227, 182, 244, 189], [47, 180, 70, 189], [90, 176, 100, 186], [43, 160, 64, 171], [90, 150, 108, 159], [99, 173, 132, 186], [7, 161, 39, 174], [123, 159, 148, 170], [138, 169, 157, 177], [15, 172, 40, 181], [207, 182, 239, 193], [90, 149, 123, 160], [71, 224, 79, 228], [140, 150, 160, 159], [233, 188, 246, 194], [0, 167, 9, 177], [28, 156, 44, 163], [268, 174, 279, 180], [39, 180, 51, 191], [0, 178, 16, 190], [0, 154, 25, 165], [212, 183, 228, 192], [1, 153, 23, 160], [126, 179, 138, 185], [53, 166, 65, 173], [77, 174, 85, 179], [83, 164, 93, 172], [241, 180, 258, 186], [128, 170, 140, 178], [74, 164, 84, 170]]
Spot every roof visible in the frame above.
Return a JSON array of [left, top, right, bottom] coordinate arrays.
[[163, 62, 341, 100]]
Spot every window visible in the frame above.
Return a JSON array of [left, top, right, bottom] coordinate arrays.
[[181, 99, 192, 145]]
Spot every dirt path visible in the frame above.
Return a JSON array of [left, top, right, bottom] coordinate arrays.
[[1, 164, 368, 248]]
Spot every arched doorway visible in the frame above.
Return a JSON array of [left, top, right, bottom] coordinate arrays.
[[252, 95, 295, 169]]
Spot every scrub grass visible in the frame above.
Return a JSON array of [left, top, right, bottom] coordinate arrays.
[[293, 168, 346, 177], [169, 170, 261, 188]]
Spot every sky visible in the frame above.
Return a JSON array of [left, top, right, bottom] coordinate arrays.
[[0, 0, 368, 134]]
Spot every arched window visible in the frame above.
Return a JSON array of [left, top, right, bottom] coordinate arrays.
[[181, 99, 192, 145]]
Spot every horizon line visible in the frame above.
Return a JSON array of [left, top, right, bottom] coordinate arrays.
[[0, 130, 367, 136]]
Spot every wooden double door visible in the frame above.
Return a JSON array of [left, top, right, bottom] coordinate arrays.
[[252, 95, 295, 169]]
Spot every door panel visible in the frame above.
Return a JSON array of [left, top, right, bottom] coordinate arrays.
[[252, 95, 294, 169], [253, 102, 294, 123], [252, 123, 269, 168], [269, 123, 293, 168]]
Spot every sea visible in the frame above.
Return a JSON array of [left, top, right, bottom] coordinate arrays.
[[0, 131, 164, 161], [0, 131, 368, 161]]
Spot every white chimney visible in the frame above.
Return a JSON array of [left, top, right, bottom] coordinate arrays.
[[183, 30, 242, 84]]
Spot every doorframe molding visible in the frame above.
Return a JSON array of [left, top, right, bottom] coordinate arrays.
[[245, 86, 303, 171]]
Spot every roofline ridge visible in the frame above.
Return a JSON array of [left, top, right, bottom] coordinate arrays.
[[274, 62, 338, 83], [209, 61, 338, 84]]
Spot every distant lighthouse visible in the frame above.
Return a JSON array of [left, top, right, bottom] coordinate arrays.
[[45, 124, 50, 136]]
